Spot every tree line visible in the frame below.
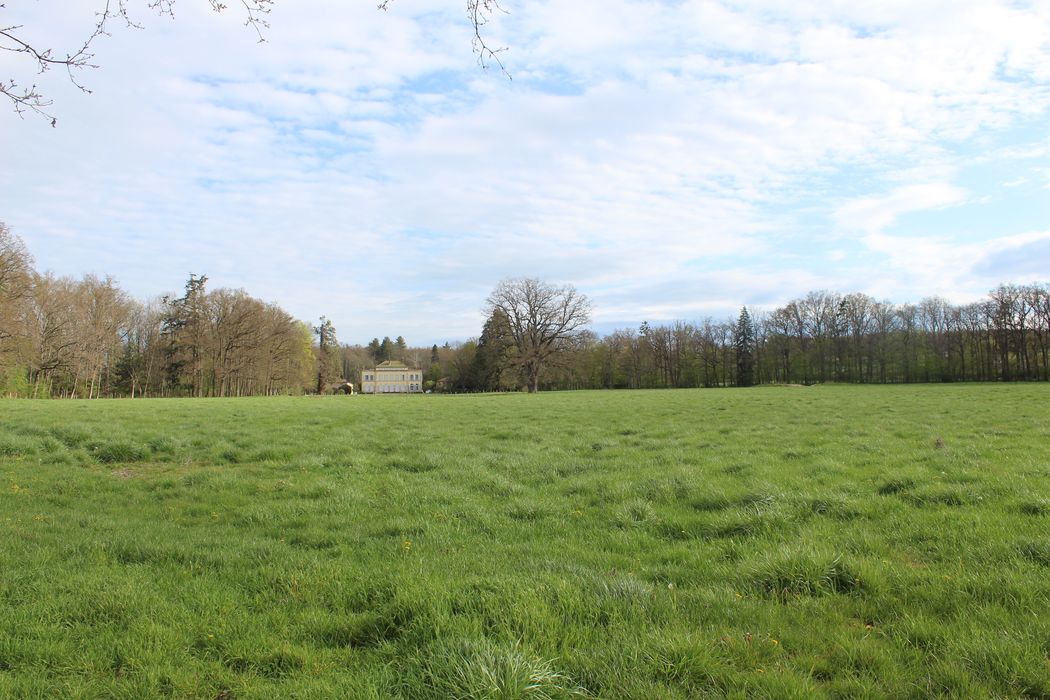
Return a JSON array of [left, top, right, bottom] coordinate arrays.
[[451, 287, 1050, 392], [4, 224, 1049, 397], [0, 223, 461, 398], [1, 225, 314, 398]]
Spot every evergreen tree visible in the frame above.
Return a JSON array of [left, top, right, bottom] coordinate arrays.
[[315, 316, 338, 393], [430, 344, 440, 364], [734, 306, 755, 387], [379, 336, 394, 362], [367, 337, 381, 363], [395, 335, 408, 361], [473, 309, 517, 390], [161, 273, 208, 396], [113, 342, 142, 398]]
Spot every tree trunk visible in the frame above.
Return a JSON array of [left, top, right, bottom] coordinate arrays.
[[526, 361, 540, 393]]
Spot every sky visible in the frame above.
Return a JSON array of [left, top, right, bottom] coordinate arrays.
[[2, 0, 1049, 345]]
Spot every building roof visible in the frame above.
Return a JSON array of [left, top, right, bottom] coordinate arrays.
[[375, 360, 408, 368]]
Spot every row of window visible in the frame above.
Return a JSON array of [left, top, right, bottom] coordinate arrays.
[[362, 373, 421, 381], [365, 384, 420, 393]]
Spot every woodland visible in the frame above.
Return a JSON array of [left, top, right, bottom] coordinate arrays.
[[2, 224, 1049, 398]]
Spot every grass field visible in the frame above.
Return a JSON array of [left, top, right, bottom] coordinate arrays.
[[1, 385, 1049, 698]]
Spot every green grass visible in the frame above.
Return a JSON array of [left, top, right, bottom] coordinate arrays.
[[1, 385, 1048, 698]]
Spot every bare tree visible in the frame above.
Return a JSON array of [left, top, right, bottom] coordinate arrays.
[[485, 277, 591, 393], [0, 222, 33, 351], [25, 273, 80, 397]]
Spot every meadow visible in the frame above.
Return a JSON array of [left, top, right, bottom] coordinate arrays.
[[1, 385, 1048, 698]]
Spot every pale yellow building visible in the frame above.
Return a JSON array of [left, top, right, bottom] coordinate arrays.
[[361, 361, 423, 394]]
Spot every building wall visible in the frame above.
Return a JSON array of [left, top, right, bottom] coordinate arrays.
[[360, 367, 423, 393]]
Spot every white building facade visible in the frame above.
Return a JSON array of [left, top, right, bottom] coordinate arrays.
[[360, 361, 423, 394]]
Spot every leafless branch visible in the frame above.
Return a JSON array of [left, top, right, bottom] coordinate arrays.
[[205, 0, 273, 43], [0, 78, 55, 125], [379, 0, 511, 77], [0, 1, 273, 125], [468, 0, 510, 76]]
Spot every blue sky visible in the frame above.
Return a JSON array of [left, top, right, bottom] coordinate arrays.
[[2, 0, 1049, 345]]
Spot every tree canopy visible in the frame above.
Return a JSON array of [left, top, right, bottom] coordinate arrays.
[[485, 278, 591, 393]]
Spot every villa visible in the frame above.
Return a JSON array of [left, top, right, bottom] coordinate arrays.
[[360, 360, 423, 394]]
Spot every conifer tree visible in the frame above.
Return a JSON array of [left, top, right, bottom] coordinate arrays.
[[473, 309, 517, 390], [161, 273, 208, 396], [734, 306, 755, 387], [315, 316, 338, 393], [379, 336, 394, 362]]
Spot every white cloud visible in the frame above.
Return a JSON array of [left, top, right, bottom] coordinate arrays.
[[1, 1, 1049, 342], [861, 229, 1050, 301], [835, 183, 969, 235]]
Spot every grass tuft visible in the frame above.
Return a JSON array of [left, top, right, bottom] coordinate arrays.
[[877, 477, 915, 495], [90, 439, 148, 463], [1018, 541, 1050, 567], [1018, 499, 1049, 516], [418, 638, 589, 699], [748, 549, 865, 601]]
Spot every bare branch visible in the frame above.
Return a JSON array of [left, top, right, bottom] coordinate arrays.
[[0, 78, 55, 125], [1, 1, 273, 125], [468, 0, 510, 77], [379, 0, 511, 77], [205, 0, 274, 43]]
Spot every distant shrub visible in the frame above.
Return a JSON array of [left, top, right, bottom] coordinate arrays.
[[0, 366, 31, 398]]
